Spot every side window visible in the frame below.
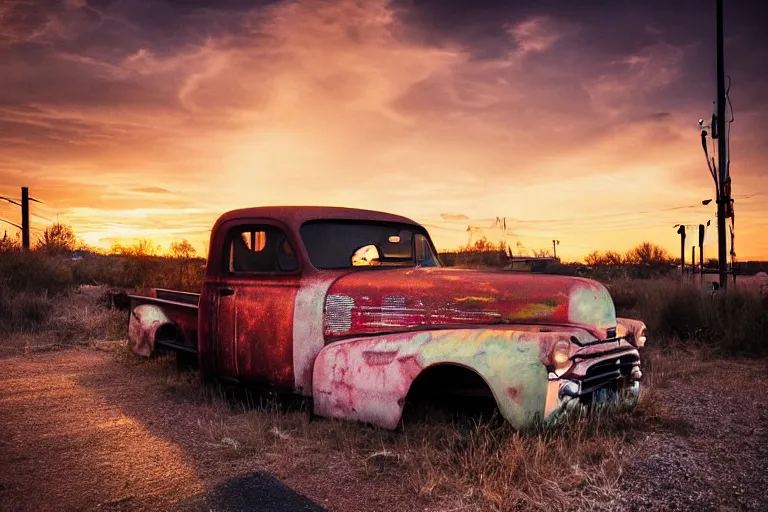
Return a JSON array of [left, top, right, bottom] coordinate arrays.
[[414, 234, 438, 267], [225, 225, 298, 273]]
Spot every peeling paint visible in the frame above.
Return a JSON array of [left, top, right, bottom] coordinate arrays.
[[126, 206, 646, 433], [454, 296, 495, 304], [314, 328, 569, 429], [128, 304, 172, 357], [292, 274, 345, 395], [325, 268, 617, 340]]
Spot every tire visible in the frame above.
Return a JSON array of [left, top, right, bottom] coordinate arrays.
[[175, 351, 198, 372], [198, 353, 216, 383]]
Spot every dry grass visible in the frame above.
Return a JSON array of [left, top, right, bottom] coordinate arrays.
[[129, 352, 668, 512], [4, 252, 766, 509], [607, 277, 768, 355], [70, 253, 204, 292], [0, 286, 127, 356]]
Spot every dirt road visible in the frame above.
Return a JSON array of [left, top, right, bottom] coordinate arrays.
[[0, 348, 325, 512], [1, 346, 766, 511]]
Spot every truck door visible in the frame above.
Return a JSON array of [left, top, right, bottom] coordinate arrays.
[[213, 283, 238, 380], [219, 221, 301, 388]]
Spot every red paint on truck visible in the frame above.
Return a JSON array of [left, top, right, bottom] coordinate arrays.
[[126, 206, 647, 431]]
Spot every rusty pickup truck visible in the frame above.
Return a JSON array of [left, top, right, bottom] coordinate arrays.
[[127, 206, 647, 429]]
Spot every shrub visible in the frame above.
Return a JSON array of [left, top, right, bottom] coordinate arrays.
[[0, 286, 54, 333], [0, 251, 73, 295], [70, 254, 204, 292], [606, 278, 768, 356]]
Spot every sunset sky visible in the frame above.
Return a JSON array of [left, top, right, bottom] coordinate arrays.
[[1, 0, 766, 261]]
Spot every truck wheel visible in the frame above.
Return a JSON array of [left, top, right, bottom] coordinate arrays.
[[175, 351, 198, 372], [198, 355, 215, 384]]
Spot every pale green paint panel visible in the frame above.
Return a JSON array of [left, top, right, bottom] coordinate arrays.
[[415, 330, 551, 428], [568, 281, 617, 330]]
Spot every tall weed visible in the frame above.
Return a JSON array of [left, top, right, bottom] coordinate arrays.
[[607, 278, 768, 355]]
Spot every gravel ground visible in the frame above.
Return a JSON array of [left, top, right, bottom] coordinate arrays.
[[611, 359, 768, 512], [1, 346, 766, 511]]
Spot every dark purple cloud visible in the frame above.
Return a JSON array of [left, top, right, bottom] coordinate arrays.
[[0, 0, 765, 257]]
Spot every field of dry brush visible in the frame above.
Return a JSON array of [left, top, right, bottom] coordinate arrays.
[[1, 253, 767, 511]]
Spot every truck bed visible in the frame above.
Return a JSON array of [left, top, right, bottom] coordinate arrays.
[[127, 288, 199, 355], [152, 288, 200, 305]]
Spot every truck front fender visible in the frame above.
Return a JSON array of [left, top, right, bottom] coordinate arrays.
[[312, 328, 565, 430]]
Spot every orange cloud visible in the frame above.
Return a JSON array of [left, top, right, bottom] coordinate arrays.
[[0, 0, 765, 261]]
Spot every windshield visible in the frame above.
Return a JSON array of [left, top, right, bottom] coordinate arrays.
[[300, 220, 441, 269]]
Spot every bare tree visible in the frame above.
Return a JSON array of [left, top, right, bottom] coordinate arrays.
[[110, 239, 161, 257], [585, 250, 625, 266], [458, 236, 506, 253], [0, 231, 20, 252], [169, 239, 198, 289], [169, 239, 196, 259], [602, 250, 625, 265], [625, 242, 671, 265], [35, 223, 77, 254]]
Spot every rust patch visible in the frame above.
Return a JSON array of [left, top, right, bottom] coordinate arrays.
[[506, 386, 522, 404], [454, 296, 495, 304], [362, 350, 398, 366]]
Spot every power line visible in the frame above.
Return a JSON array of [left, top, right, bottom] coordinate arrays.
[[0, 218, 21, 230], [431, 194, 765, 230], [31, 213, 54, 223], [0, 195, 21, 206], [0, 187, 43, 250]]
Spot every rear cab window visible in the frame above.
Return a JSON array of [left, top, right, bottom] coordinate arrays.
[[224, 224, 298, 273]]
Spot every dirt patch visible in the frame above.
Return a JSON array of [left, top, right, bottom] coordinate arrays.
[[1, 344, 765, 511], [0, 347, 421, 512], [0, 349, 208, 511], [609, 358, 768, 511]]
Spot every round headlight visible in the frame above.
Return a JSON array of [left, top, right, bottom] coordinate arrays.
[[636, 327, 647, 348], [549, 338, 572, 372]]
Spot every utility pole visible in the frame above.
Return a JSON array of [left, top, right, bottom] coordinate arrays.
[[698, 223, 706, 277], [677, 225, 686, 276], [1, 187, 42, 251], [552, 239, 559, 259], [21, 186, 30, 251], [715, 0, 729, 290], [729, 222, 736, 284], [691, 246, 696, 276]]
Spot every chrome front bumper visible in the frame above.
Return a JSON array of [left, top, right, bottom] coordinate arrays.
[[544, 337, 643, 420]]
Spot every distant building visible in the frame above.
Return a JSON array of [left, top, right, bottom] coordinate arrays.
[[504, 257, 560, 273]]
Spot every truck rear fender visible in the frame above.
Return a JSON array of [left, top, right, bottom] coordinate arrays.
[[128, 304, 174, 357], [311, 328, 575, 430]]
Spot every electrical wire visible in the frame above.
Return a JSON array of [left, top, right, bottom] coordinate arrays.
[[32, 213, 54, 223], [422, 197, 765, 234], [725, 75, 734, 179], [434, 194, 761, 227], [710, 135, 719, 188]]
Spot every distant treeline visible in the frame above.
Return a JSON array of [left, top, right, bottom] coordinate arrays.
[[1, 224, 764, 287]]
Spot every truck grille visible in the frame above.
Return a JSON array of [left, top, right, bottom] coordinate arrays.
[[580, 353, 640, 395]]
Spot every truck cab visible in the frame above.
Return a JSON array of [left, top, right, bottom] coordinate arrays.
[[128, 206, 647, 430]]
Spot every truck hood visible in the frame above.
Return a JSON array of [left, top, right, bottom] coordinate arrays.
[[324, 267, 617, 340]]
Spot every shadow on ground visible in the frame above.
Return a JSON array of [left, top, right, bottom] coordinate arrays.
[[184, 472, 326, 512]]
